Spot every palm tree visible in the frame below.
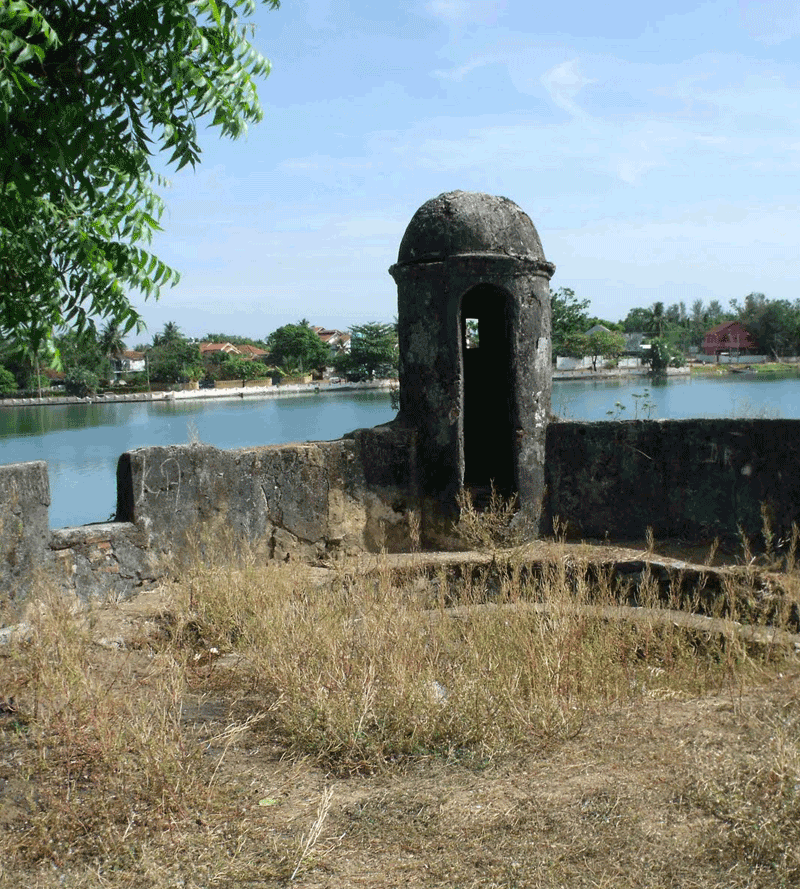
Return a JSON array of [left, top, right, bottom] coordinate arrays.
[[99, 321, 126, 383], [100, 321, 126, 358], [11, 330, 55, 399], [153, 320, 182, 347], [162, 320, 182, 343], [647, 302, 666, 339]]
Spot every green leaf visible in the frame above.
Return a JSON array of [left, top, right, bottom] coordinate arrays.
[[0, 0, 278, 349]]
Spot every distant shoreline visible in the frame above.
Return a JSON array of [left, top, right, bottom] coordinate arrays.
[[553, 366, 690, 381], [7, 364, 767, 408], [0, 379, 397, 409]]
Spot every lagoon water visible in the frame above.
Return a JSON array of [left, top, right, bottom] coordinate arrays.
[[0, 390, 397, 529], [552, 372, 800, 421], [1, 374, 799, 529]]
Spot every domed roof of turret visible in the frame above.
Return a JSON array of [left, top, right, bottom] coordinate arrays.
[[396, 191, 545, 265]]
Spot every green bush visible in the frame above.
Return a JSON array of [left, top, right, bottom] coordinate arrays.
[[0, 365, 17, 395], [216, 356, 266, 381], [64, 368, 100, 397], [148, 341, 203, 383]]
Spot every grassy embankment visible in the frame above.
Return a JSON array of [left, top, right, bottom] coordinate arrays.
[[1, 511, 799, 887], [691, 360, 800, 377]]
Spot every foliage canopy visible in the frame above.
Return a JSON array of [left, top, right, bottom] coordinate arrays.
[[562, 328, 626, 371], [148, 336, 204, 384], [0, 364, 17, 395], [0, 0, 279, 351], [730, 292, 800, 357], [551, 287, 590, 355], [266, 320, 329, 374], [211, 352, 269, 381], [337, 322, 397, 380]]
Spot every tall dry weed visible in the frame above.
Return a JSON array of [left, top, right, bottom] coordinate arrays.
[[174, 547, 754, 772], [0, 588, 201, 865], [456, 484, 523, 551]]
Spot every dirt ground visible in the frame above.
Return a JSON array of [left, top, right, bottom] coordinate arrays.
[[2, 544, 799, 888], [183, 677, 799, 888]]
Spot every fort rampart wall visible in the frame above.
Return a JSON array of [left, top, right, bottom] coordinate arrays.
[[2, 418, 799, 623]]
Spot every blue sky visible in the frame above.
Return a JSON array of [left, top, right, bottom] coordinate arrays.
[[137, 0, 800, 341]]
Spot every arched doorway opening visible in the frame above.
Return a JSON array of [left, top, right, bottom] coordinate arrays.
[[460, 284, 515, 501]]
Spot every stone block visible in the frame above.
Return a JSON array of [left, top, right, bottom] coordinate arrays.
[[0, 461, 49, 621]]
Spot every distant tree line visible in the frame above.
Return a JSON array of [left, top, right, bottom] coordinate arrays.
[[0, 317, 399, 397], [552, 287, 800, 369]]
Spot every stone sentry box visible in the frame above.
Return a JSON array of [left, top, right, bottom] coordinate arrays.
[[389, 191, 555, 542]]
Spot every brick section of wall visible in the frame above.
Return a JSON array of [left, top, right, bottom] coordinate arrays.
[[49, 523, 161, 603]]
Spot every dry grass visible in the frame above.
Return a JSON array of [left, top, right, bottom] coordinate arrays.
[[1, 520, 799, 887], [0, 588, 202, 868], [687, 694, 800, 887], [177, 548, 768, 773], [456, 484, 523, 551]]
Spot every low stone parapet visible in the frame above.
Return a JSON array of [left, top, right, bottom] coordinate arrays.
[[0, 461, 50, 622], [544, 418, 800, 542], [2, 418, 800, 618]]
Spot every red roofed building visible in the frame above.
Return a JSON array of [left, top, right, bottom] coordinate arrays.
[[312, 327, 351, 355], [702, 321, 757, 356], [236, 344, 269, 360], [199, 342, 240, 357]]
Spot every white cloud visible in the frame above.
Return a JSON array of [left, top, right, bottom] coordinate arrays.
[[671, 67, 800, 122], [740, 0, 800, 45], [433, 52, 503, 82], [424, 0, 505, 27], [540, 60, 596, 120]]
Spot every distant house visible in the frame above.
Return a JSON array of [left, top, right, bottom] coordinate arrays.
[[312, 326, 351, 356], [113, 350, 146, 374], [236, 344, 269, 360], [42, 368, 66, 387], [555, 325, 645, 371], [623, 332, 646, 352], [198, 342, 268, 361], [702, 321, 757, 356], [199, 342, 240, 358]]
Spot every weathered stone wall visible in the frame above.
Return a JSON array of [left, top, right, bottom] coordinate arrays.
[[545, 419, 800, 542], [0, 461, 49, 621], [116, 422, 420, 562], [2, 418, 799, 622], [50, 523, 160, 602]]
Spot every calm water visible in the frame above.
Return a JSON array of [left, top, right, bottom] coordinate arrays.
[[552, 372, 800, 421], [0, 390, 396, 528], [1, 374, 799, 529]]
